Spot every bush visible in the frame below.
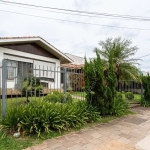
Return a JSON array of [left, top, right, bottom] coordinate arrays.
[[44, 91, 72, 103], [116, 92, 122, 99], [0, 101, 101, 137], [125, 92, 134, 100], [141, 75, 150, 106], [112, 97, 130, 116]]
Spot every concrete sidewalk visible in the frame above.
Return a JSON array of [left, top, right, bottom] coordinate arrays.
[[25, 107, 150, 150]]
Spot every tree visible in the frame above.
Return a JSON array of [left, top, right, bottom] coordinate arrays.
[[95, 37, 140, 82], [83, 51, 111, 115], [21, 76, 43, 102]]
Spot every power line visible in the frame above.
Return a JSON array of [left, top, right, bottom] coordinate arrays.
[[137, 54, 150, 59], [1, 0, 150, 21], [1, 9, 150, 31], [0, 2, 150, 22]]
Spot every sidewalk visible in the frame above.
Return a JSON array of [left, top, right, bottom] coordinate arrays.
[[25, 107, 150, 150]]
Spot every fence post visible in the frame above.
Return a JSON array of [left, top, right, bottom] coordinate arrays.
[[2, 59, 7, 117], [63, 67, 67, 102]]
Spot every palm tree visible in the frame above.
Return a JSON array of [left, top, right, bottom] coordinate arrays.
[[94, 37, 140, 82]]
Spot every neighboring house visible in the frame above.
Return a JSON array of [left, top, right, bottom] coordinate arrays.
[[64, 53, 85, 65], [0, 36, 72, 95], [61, 54, 84, 91]]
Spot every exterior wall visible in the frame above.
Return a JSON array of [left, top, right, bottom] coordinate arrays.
[[2, 43, 58, 59], [0, 46, 61, 92], [65, 53, 84, 65]]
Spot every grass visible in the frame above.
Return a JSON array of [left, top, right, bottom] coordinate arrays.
[[72, 92, 86, 97], [73, 92, 141, 102], [0, 110, 133, 150]]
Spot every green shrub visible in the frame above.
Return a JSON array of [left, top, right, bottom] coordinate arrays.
[[0, 106, 24, 133], [116, 92, 122, 99], [83, 50, 117, 115], [1, 101, 101, 137], [44, 91, 72, 103], [141, 75, 150, 106], [112, 97, 130, 116], [125, 92, 134, 100]]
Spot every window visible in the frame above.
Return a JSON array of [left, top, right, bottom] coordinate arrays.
[[7, 60, 17, 80]]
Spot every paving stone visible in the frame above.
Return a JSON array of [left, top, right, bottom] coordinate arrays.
[[74, 138, 89, 146], [69, 144, 86, 150], [119, 137, 131, 144], [88, 138, 102, 144], [119, 133, 132, 139], [126, 117, 147, 125], [61, 139, 76, 148], [100, 136, 112, 143], [47, 140, 61, 149], [31, 143, 48, 150], [83, 143, 97, 150], [53, 146, 68, 150], [80, 134, 93, 140], [91, 132, 103, 138], [66, 134, 79, 141]]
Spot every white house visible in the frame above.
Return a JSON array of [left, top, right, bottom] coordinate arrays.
[[0, 36, 72, 95]]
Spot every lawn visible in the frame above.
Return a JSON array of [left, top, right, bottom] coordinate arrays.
[[72, 91, 86, 97], [73, 92, 141, 102]]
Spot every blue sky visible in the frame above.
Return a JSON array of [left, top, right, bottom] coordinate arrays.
[[0, 0, 150, 71]]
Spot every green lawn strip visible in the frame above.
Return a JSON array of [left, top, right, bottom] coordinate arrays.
[[72, 92, 86, 97], [73, 92, 141, 102], [0, 111, 133, 150]]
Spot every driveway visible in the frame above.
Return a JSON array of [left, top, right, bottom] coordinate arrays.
[[25, 107, 150, 150]]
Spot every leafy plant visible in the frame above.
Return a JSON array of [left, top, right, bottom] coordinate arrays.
[[116, 92, 123, 99], [44, 91, 72, 103], [112, 97, 130, 116], [83, 50, 106, 115], [125, 92, 134, 100], [20, 76, 43, 102], [1, 101, 101, 137], [141, 74, 150, 106], [83, 50, 117, 115]]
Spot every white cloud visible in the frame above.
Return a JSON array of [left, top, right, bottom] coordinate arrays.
[[0, 0, 150, 71]]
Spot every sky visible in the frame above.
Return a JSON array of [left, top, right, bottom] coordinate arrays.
[[0, 0, 150, 71]]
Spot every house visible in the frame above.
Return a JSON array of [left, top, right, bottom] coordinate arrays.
[[60, 54, 84, 91], [0, 36, 72, 95]]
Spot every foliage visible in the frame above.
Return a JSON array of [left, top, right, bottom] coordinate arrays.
[[105, 50, 117, 113], [21, 76, 43, 102], [112, 97, 130, 116], [116, 92, 123, 99], [95, 37, 140, 82], [141, 75, 150, 106], [83, 50, 106, 115], [83, 49, 118, 115], [125, 92, 134, 100], [0, 101, 101, 137], [44, 91, 72, 103]]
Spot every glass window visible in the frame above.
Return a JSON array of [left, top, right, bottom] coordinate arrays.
[[7, 60, 17, 80]]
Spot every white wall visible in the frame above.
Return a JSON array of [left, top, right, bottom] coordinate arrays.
[[0, 46, 61, 90]]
